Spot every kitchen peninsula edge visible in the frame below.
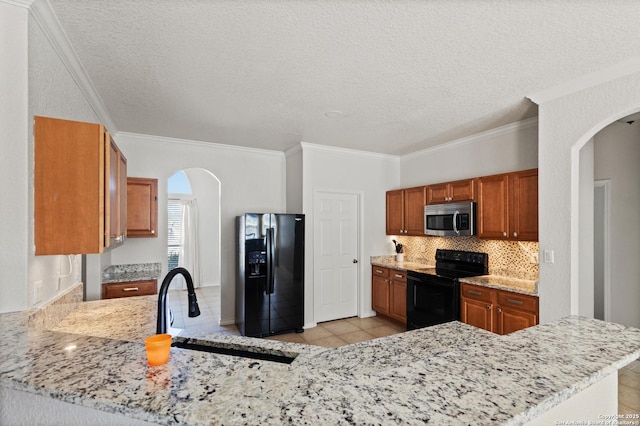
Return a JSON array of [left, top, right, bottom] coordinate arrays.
[[1, 284, 639, 425]]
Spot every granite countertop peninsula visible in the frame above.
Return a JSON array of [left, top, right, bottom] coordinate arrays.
[[371, 255, 538, 295], [2, 287, 639, 425], [102, 262, 162, 284]]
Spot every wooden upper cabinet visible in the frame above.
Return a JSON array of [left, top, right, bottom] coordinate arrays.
[[477, 173, 510, 239], [105, 133, 127, 249], [35, 116, 127, 255], [477, 169, 538, 241], [386, 190, 404, 235], [386, 186, 426, 235], [427, 178, 476, 204], [509, 169, 538, 240], [127, 177, 158, 238]]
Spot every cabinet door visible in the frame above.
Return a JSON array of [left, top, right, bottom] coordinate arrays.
[[386, 190, 404, 235], [449, 179, 476, 202], [477, 174, 509, 239], [106, 133, 125, 249], [372, 274, 390, 315], [496, 306, 538, 335], [461, 297, 493, 332], [404, 186, 426, 235], [389, 271, 407, 323], [127, 178, 158, 237], [510, 169, 538, 241], [427, 183, 449, 204], [34, 116, 106, 255], [119, 153, 127, 239]]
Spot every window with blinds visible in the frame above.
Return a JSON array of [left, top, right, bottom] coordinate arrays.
[[167, 199, 183, 269]]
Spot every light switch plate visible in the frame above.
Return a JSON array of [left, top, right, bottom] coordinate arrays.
[[543, 250, 555, 264]]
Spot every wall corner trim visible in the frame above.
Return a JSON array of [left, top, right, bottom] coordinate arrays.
[[299, 141, 399, 161], [0, 0, 35, 8]]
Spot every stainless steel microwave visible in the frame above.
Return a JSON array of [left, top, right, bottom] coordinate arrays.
[[424, 202, 475, 236]]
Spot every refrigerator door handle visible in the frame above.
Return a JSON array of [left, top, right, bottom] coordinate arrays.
[[266, 228, 275, 294]]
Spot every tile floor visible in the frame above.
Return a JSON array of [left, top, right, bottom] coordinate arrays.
[[168, 286, 639, 415]]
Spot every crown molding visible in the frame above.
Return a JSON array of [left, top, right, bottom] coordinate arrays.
[[0, 0, 34, 8], [528, 56, 640, 105], [28, 0, 117, 132], [116, 131, 286, 157], [299, 141, 398, 161], [402, 116, 538, 161]]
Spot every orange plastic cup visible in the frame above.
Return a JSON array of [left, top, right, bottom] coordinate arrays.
[[145, 334, 172, 366]]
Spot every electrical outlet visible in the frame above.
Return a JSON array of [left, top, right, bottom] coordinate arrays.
[[34, 280, 43, 304], [530, 253, 539, 264]]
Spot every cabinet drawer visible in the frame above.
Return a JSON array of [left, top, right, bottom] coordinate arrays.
[[390, 270, 406, 282], [372, 266, 390, 278], [460, 283, 493, 303], [497, 290, 538, 313], [102, 280, 157, 299]]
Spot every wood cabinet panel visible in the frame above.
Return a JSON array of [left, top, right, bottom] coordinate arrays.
[[427, 179, 475, 204], [372, 274, 390, 315], [127, 177, 158, 238], [34, 116, 126, 255], [461, 282, 538, 335], [386, 190, 404, 235], [461, 297, 493, 332], [102, 280, 157, 299], [386, 187, 426, 235], [509, 169, 538, 240], [477, 169, 538, 241], [477, 173, 510, 239]]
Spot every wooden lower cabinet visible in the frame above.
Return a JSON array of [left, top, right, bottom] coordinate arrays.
[[371, 266, 407, 324], [461, 282, 538, 335], [102, 280, 157, 299]]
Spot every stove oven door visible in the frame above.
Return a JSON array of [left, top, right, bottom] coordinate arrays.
[[406, 272, 460, 330]]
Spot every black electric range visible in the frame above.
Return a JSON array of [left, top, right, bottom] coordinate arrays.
[[406, 249, 488, 330]]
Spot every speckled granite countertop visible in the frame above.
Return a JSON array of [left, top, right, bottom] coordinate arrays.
[[371, 255, 538, 295], [102, 262, 162, 284], [1, 295, 639, 425]]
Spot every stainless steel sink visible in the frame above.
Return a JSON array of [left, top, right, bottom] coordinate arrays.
[[171, 339, 298, 364]]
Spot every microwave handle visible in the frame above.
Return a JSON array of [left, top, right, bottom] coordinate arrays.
[[453, 211, 460, 235]]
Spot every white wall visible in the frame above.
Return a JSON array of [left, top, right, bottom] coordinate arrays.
[[0, 2, 29, 312], [301, 143, 399, 326], [534, 68, 640, 324], [285, 146, 303, 213], [0, 2, 99, 313], [400, 118, 538, 187], [183, 167, 221, 287], [594, 120, 640, 327], [578, 139, 594, 318], [110, 133, 286, 324]]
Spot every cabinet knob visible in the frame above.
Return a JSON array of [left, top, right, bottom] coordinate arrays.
[[151, 229, 155, 235], [513, 232, 517, 237], [486, 305, 491, 310], [502, 232, 507, 237], [497, 307, 502, 313]]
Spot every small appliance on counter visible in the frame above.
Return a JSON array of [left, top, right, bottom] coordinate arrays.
[[236, 213, 305, 337], [406, 249, 488, 330]]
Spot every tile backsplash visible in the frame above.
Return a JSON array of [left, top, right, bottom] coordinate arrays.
[[391, 236, 539, 281]]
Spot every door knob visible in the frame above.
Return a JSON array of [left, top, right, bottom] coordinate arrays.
[[353, 259, 358, 263]]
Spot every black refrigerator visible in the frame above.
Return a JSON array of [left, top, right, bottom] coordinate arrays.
[[236, 213, 304, 337]]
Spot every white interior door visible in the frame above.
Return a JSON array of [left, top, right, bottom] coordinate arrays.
[[313, 191, 359, 323]]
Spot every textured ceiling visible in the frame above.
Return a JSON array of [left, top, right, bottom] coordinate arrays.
[[48, 0, 640, 155]]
